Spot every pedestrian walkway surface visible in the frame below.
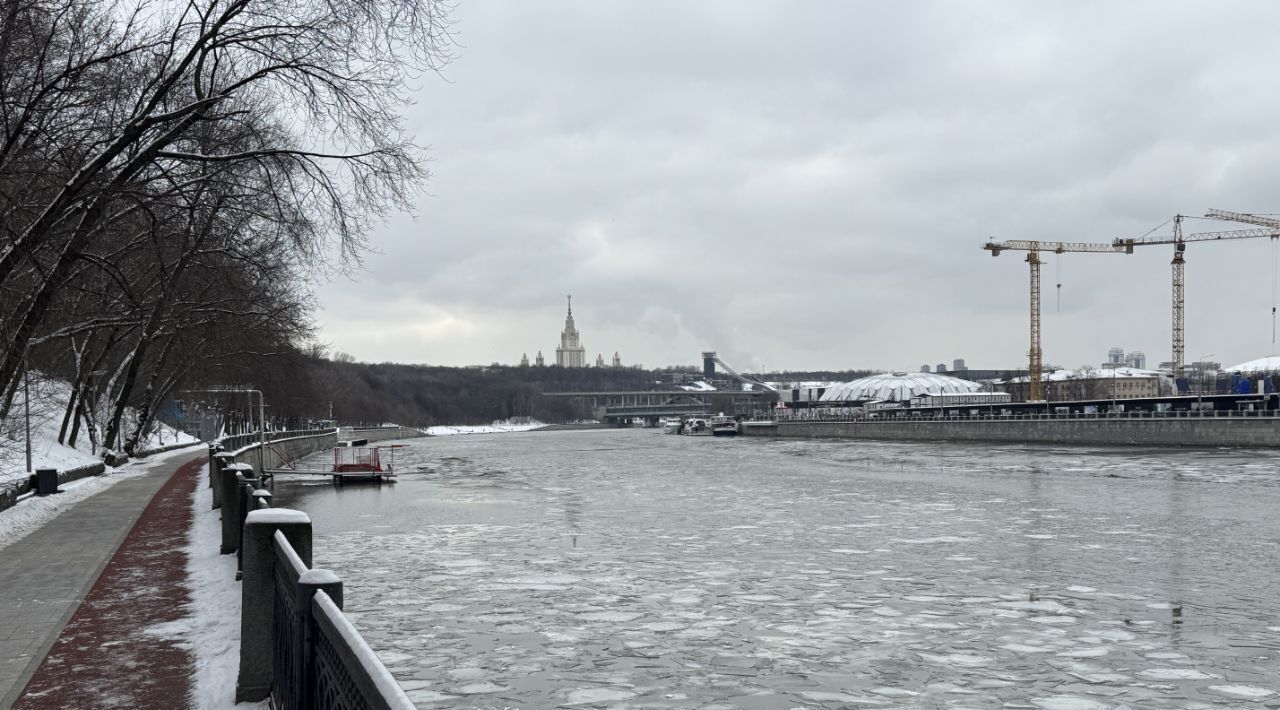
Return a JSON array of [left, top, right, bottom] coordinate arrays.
[[0, 451, 204, 710]]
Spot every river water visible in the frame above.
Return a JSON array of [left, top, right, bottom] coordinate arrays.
[[273, 430, 1280, 709]]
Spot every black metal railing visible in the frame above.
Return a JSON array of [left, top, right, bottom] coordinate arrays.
[[216, 455, 415, 709], [311, 591, 406, 709], [273, 531, 306, 710]]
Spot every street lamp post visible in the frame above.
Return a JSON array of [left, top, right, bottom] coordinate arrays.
[[1195, 354, 1215, 413], [181, 387, 266, 473], [23, 353, 32, 474]]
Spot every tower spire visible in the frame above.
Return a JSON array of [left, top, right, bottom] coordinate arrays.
[[567, 294, 572, 316]]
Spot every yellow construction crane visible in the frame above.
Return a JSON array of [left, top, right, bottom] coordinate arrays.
[[983, 239, 1126, 401], [1113, 210, 1280, 380]]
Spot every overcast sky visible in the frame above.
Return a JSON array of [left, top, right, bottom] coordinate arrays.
[[314, 1, 1280, 373]]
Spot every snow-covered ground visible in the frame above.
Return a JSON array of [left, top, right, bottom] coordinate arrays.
[[426, 419, 546, 436], [172, 472, 267, 709], [0, 373, 198, 485]]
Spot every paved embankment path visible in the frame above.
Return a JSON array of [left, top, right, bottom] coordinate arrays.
[[0, 451, 204, 709]]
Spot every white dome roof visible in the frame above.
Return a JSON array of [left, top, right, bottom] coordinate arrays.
[[820, 372, 982, 402], [1226, 356, 1280, 373]]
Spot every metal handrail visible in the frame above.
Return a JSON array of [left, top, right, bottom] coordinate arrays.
[[312, 592, 415, 710], [263, 507, 413, 709]]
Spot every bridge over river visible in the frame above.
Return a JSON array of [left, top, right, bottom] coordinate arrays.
[[544, 389, 776, 424]]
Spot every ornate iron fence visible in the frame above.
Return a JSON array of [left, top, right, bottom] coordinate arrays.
[[218, 455, 415, 709]]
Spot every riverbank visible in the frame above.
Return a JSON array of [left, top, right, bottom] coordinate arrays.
[[426, 420, 547, 436], [744, 414, 1280, 448], [531, 422, 610, 431]]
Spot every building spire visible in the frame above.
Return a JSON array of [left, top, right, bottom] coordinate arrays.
[[567, 294, 572, 316]]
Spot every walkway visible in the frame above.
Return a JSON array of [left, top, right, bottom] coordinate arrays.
[[0, 451, 205, 709]]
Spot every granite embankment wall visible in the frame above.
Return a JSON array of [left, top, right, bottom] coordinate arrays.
[[227, 430, 338, 469], [338, 426, 426, 443], [742, 416, 1280, 448]]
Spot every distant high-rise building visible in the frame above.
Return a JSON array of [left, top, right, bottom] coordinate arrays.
[[921, 365, 931, 373], [936, 363, 947, 373], [953, 358, 967, 372], [519, 353, 529, 367], [595, 353, 605, 367], [1108, 347, 1125, 366], [555, 295, 587, 367], [1125, 351, 1146, 369], [535, 351, 545, 367], [612, 352, 621, 368]]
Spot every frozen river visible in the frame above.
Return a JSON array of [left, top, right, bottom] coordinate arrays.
[[274, 430, 1280, 708]]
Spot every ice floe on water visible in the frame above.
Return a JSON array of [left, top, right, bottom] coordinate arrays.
[[1207, 685, 1276, 699], [1135, 668, 1220, 680], [277, 431, 1280, 708]]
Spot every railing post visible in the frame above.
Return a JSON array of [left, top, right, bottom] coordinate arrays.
[[212, 452, 234, 510], [237, 508, 312, 704], [294, 570, 344, 710], [207, 443, 222, 491], [235, 467, 259, 578], [220, 463, 253, 554], [253, 488, 272, 510]]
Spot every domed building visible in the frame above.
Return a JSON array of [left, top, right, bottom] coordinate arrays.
[[1226, 356, 1280, 374], [820, 372, 982, 403]]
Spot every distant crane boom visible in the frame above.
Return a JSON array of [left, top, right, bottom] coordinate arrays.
[[983, 240, 1126, 402], [1204, 208, 1280, 230]]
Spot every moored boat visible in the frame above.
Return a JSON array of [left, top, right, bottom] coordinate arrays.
[[710, 414, 739, 437], [681, 417, 712, 436]]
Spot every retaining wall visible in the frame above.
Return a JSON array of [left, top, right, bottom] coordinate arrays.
[[228, 430, 338, 469], [338, 426, 426, 443], [742, 417, 1280, 448], [0, 462, 107, 513]]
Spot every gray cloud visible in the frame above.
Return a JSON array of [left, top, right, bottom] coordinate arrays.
[[316, 0, 1280, 372]]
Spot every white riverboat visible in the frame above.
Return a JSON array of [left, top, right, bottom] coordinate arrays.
[[710, 415, 739, 437]]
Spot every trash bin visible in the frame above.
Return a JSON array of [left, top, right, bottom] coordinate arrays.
[[35, 468, 59, 496]]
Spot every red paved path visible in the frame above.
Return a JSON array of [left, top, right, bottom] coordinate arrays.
[[13, 457, 202, 709]]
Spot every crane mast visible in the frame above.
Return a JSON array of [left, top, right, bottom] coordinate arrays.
[[1172, 217, 1185, 378], [1027, 248, 1042, 401], [984, 239, 1124, 402]]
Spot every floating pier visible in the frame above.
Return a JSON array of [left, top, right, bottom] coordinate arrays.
[[265, 445, 401, 484]]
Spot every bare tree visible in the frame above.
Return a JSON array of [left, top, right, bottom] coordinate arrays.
[[0, 0, 453, 434]]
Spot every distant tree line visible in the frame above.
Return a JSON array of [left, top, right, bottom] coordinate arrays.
[[0, 0, 452, 453], [215, 355, 686, 427], [206, 357, 883, 429]]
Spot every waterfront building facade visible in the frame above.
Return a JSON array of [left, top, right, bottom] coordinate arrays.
[[998, 367, 1170, 402]]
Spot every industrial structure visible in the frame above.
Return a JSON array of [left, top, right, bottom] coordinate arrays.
[[1113, 209, 1280, 379], [983, 239, 1125, 401], [985, 209, 1280, 400]]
